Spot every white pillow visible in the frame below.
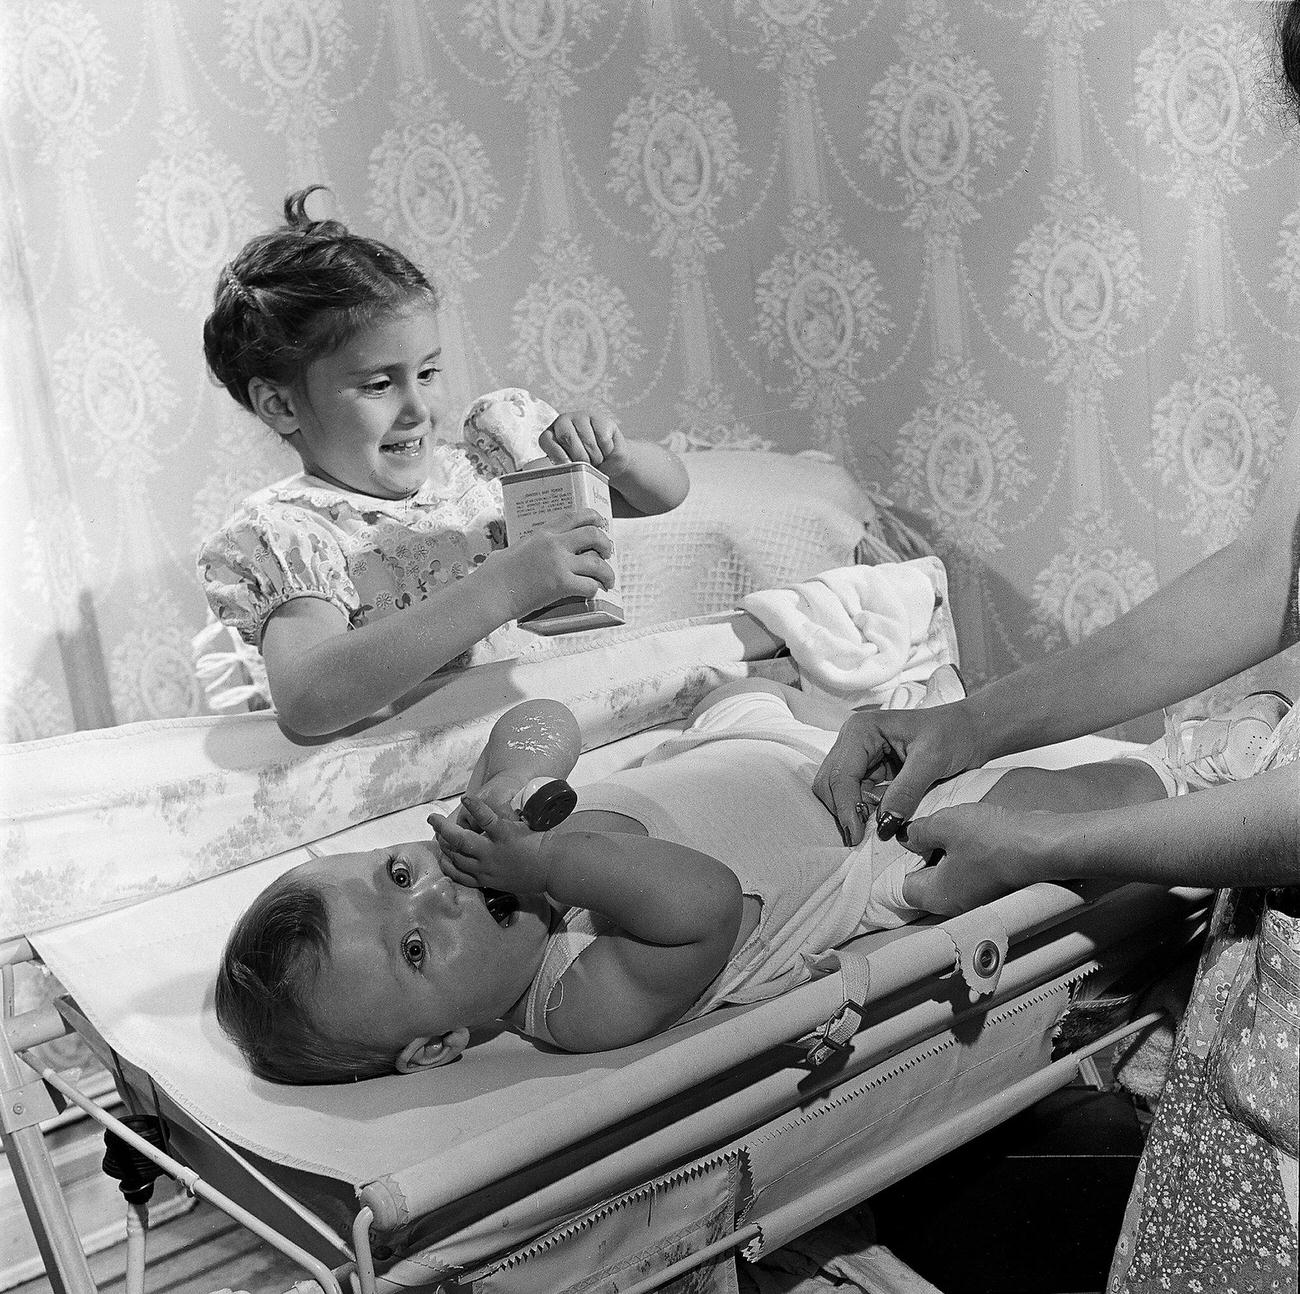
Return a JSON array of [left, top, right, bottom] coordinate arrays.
[[614, 450, 896, 625]]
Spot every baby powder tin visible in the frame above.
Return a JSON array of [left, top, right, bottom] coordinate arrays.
[[500, 460, 625, 634]]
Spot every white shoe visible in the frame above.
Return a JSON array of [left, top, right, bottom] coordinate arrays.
[[1167, 690, 1292, 789], [885, 680, 926, 709], [918, 663, 966, 708], [885, 664, 966, 711]]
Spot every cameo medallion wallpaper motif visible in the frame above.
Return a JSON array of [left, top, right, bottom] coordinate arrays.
[[3, 0, 1299, 738]]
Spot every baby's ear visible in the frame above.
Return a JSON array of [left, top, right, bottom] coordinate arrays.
[[395, 1028, 470, 1073]]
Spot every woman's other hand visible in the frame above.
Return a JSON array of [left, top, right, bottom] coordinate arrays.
[[899, 802, 1053, 915], [813, 701, 986, 847]]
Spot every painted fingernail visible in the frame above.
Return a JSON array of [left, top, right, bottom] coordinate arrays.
[[876, 811, 905, 841]]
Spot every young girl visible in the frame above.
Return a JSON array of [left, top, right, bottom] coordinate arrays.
[[198, 188, 689, 737]]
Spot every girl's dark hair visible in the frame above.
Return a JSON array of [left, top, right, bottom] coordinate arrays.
[[215, 868, 396, 1085], [203, 186, 438, 412], [1278, 1, 1300, 126]]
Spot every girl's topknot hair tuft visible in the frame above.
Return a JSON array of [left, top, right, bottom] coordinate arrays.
[[203, 185, 438, 413], [281, 184, 348, 240]]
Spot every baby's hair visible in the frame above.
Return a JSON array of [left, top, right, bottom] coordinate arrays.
[[215, 868, 396, 1085], [203, 185, 439, 412]]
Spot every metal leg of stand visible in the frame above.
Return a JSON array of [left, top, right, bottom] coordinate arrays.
[[1, 961, 98, 1294]]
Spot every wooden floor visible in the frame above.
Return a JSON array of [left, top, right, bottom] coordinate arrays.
[[13, 1083, 1131, 1294], [11, 1195, 1109, 1294], [12, 1200, 309, 1294], [11, 1202, 950, 1294]]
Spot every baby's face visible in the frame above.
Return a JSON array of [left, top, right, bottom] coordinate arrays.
[[294, 841, 550, 1057]]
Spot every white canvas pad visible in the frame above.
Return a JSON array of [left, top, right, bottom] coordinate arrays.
[[32, 731, 1139, 1195]]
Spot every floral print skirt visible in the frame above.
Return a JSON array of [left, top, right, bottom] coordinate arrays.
[[1108, 888, 1300, 1294]]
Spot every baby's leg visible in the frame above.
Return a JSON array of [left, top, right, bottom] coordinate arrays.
[[689, 676, 851, 731], [725, 610, 787, 659], [692, 685, 1170, 816], [977, 757, 1169, 815], [687, 676, 792, 724]]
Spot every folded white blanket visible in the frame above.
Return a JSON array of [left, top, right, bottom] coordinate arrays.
[[741, 558, 955, 709]]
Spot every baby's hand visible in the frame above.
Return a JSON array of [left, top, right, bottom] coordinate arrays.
[[454, 772, 524, 828], [540, 412, 631, 481], [428, 796, 550, 896]]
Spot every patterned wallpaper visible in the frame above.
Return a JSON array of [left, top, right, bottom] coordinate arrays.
[[3, 0, 1299, 740]]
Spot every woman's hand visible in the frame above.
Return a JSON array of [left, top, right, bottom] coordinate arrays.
[[428, 795, 550, 895], [541, 412, 631, 480], [813, 702, 987, 846], [898, 802, 1055, 915]]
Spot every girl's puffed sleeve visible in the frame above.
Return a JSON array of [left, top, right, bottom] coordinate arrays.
[[460, 387, 558, 479], [197, 505, 359, 646]]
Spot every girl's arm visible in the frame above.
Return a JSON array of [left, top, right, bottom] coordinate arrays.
[[429, 801, 743, 1050], [260, 517, 614, 736], [603, 438, 690, 517], [900, 764, 1300, 916]]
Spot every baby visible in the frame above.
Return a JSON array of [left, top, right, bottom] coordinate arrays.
[[216, 676, 1183, 1085]]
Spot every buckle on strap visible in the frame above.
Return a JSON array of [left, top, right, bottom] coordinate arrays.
[[802, 948, 872, 1075], [804, 998, 868, 1072]]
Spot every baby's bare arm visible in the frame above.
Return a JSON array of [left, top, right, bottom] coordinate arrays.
[[430, 800, 743, 1050], [539, 827, 744, 1050]]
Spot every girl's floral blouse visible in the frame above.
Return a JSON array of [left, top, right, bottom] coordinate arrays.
[[197, 442, 533, 669]]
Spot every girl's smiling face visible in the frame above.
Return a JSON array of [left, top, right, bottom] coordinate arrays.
[[279, 303, 449, 500], [296, 841, 551, 1062]]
